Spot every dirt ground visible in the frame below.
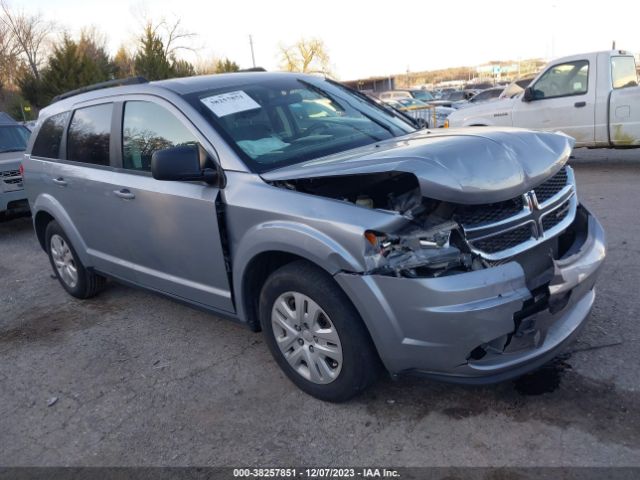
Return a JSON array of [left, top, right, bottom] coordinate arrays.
[[1, 151, 639, 466]]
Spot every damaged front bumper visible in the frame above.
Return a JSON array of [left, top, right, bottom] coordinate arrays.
[[335, 205, 606, 383]]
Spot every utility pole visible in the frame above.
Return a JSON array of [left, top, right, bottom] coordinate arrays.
[[249, 35, 256, 68]]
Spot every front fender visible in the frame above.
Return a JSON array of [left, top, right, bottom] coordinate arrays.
[[231, 220, 366, 322], [32, 193, 90, 266]]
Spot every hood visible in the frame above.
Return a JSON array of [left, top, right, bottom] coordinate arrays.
[[448, 97, 516, 120], [434, 106, 455, 115], [262, 127, 574, 205], [0, 151, 25, 167]]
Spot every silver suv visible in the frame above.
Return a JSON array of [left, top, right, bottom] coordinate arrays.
[[23, 73, 606, 401], [1, 113, 30, 217]]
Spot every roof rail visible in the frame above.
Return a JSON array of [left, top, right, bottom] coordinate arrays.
[[238, 67, 266, 72], [51, 76, 149, 104]]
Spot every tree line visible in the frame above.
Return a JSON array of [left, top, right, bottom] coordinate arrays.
[[0, 1, 241, 119], [0, 0, 334, 121]]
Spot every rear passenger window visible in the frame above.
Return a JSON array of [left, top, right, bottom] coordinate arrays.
[[122, 101, 198, 171], [32, 112, 69, 159], [67, 104, 112, 166], [611, 56, 639, 89]]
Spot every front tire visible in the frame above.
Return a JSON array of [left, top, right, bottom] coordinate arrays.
[[45, 220, 105, 299], [259, 260, 380, 402]]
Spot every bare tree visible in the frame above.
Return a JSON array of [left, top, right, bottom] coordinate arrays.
[[0, 0, 54, 79], [279, 38, 331, 75], [157, 18, 196, 59], [0, 17, 20, 87]]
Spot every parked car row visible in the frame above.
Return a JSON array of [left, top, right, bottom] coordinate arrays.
[[370, 49, 640, 149], [377, 84, 517, 112]]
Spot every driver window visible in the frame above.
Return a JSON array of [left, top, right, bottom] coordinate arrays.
[[532, 60, 589, 99], [122, 101, 199, 171]]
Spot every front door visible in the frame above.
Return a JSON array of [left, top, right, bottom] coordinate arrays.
[[107, 99, 233, 312], [512, 59, 595, 146]]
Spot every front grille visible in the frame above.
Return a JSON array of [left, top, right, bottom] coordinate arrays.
[[455, 196, 524, 227], [461, 166, 576, 259], [542, 200, 571, 231], [472, 225, 533, 253], [1, 169, 22, 184], [533, 167, 568, 203]]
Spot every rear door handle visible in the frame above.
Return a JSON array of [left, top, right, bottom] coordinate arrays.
[[52, 177, 67, 186], [574, 101, 587, 108], [113, 188, 135, 200]]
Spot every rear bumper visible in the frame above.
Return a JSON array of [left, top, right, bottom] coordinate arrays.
[[335, 206, 606, 382], [1, 189, 28, 213]]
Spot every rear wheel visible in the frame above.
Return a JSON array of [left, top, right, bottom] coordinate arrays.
[[45, 220, 105, 299], [259, 260, 380, 402]]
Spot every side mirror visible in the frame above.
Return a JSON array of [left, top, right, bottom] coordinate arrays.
[[151, 144, 219, 185], [523, 87, 535, 102]]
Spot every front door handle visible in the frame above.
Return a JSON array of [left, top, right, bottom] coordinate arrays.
[[52, 177, 67, 186], [574, 101, 587, 108], [113, 188, 135, 200]]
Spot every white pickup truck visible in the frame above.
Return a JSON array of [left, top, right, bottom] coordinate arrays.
[[447, 50, 640, 147]]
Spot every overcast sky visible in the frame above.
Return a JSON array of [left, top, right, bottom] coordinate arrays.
[[21, 0, 640, 80]]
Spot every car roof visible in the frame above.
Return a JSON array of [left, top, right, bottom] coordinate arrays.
[[39, 71, 318, 118]]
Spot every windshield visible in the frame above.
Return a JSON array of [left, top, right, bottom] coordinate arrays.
[[446, 91, 465, 101], [185, 76, 415, 173], [0, 125, 30, 153], [411, 90, 434, 101]]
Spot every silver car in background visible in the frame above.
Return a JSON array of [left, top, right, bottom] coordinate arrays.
[[0, 113, 30, 217], [23, 73, 605, 401]]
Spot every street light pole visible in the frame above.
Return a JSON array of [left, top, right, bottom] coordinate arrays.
[[249, 35, 256, 68]]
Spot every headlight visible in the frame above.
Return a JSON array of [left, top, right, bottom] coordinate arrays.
[[364, 221, 472, 277]]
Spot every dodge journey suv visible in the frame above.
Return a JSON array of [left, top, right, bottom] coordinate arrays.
[[23, 73, 606, 401]]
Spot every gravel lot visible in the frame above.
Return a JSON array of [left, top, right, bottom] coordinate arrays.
[[1, 149, 639, 467]]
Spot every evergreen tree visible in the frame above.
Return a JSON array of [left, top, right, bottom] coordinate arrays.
[[114, 46, 135, 78], [40, 34, 112, 104], [172, 58, 194, 77], [133, 25, 173, 80], [215, 58, 240, 73]]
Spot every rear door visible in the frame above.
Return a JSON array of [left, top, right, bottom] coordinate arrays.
[[105, 97, 233, 312], [512, 59, 595, 145], [608, 55, 640, 146], [45, 103, 141, 280]]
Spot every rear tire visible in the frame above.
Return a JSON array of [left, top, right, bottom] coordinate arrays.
[[45, 220, 105, 299], [259, 260, 380, 402]]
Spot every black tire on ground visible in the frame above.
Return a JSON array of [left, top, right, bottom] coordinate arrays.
[[259, 260, 381, 402], [45, 220, 105, 299]]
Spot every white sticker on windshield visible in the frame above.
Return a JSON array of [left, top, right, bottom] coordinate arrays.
[[200, 90, 261, 117]]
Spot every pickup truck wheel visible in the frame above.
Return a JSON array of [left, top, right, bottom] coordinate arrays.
[[259, 260, 380, 402], [45, 221, 105, 299]]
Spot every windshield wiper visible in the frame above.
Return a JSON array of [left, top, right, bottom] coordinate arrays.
[[0, 148, 24, 153]]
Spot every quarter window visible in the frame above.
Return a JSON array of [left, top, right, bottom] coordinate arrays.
[[31, 112, 69, 159], [611, 56, 639, 89], [531, 60, 589, 99], [122, 101, 198, 171], [67, 104, 112, 166]]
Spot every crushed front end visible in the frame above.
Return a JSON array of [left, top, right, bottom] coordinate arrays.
[[330, 165, 606, 381]]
